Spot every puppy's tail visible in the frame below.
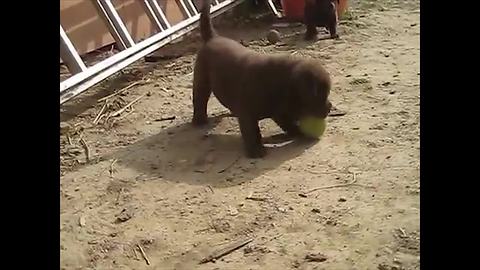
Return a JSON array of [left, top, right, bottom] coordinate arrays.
[[200, 0, 217, 42]]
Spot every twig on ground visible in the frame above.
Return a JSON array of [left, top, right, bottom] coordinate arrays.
[[195, 227, 211, 234], [116, 187, 124, 204], [66, 134, 73, 145], [301, 172, 358, 195], [137, 244, 150, 265], [261, 233, 284, 244], [110, 93, 146, 118], [93, 101, 108, 124], [79, 136, 91, 163], [218, 156, 240, 173], [155, 116, 176, 122], [199, 237, 254, 264], [328, 107, 347, 117], [115, 108, 135, 122], [246, 192, 268, 202], [98, 81, 142, 102], [109, 159, 118, 177], [133, 246, 139, 260], [145, 53, 181, 62], [246, 196, 268, 202], [97, 113, 108, 124]]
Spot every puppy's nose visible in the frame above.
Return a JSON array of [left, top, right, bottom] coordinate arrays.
[[323, 102, 332, 117], [326, 101, 332, 113]]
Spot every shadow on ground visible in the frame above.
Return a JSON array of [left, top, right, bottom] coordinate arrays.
[[105, 114, 317, 188]]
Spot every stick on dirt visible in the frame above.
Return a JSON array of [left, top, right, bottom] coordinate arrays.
[[260, 233, 284, 245], [67, 134, 73, 145], [328, 110, 347, 117], [145, 53, 181, 62], [398, 228, 407, 238], [137, 244, 150, 265], [246, 192, 268, 202], [98, 81, 142, 102], [93, 100, 108, 124], [199, 237, 254, 264], [301, 172, 358, 195], [133, 246, 140, 260], [79, 137, 91, 163], [246, 196, 268, 202], [218, 156, 240, 173], [110, 93, 146, 118], [115, 108, 135, 122], [155, 116, 176, 122], [109, 159, 118, 177]]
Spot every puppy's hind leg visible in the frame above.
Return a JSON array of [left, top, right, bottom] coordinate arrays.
[[328, 9, 339, 39], [328, 21, 339, 39], [192, 61, 212, 126], [303, 1, 318, 41], [304, 23, 319, 41]]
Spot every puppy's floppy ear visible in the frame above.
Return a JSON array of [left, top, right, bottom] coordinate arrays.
[[312, 81, 320, 97], [301, 72, 318, 97], [301, 71, 330, 100], [304, 72, 320, 93], [294, 71, 317, 100], [290, 65, 329, 100]]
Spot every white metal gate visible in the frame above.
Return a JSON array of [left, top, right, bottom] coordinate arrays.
[[60, 0, 245, 104]]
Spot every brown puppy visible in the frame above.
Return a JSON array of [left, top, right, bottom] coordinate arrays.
[[192, 0, 333, 158], [304, 0, 339, 40]]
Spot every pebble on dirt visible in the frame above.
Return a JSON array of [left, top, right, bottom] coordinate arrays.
[[115, 208, 135, 223], [266, 29, 281, 44], [305, 253, 327, 262]]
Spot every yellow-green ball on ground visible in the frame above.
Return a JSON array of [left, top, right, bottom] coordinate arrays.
[[299, 117, 327, 138]]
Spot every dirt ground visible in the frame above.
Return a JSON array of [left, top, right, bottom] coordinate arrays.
[[60, 1, 420, 269]]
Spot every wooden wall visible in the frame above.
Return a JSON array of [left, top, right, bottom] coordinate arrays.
[[60, 0, 188, 56]]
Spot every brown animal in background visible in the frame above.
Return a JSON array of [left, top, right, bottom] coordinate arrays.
[[192, 0, 333, 158], [304, 0, 340, 40]]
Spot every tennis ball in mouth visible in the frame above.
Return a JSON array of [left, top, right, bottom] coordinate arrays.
[[299, 117, 327, 138]]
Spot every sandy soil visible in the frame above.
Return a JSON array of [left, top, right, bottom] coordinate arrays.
[[60, 1, 420, 269]]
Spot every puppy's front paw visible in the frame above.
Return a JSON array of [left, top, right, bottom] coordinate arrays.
[[246, 146, 267, 159], [192, 116, 208, 127]]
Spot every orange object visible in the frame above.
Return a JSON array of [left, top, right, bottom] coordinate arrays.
[[281, 0, 348, 22], [337, 0, 348, 17]]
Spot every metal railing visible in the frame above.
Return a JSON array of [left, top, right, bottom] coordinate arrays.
[[60, 0, 245, 104]]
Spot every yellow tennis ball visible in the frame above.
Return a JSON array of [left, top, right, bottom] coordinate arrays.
[[299, 117, 327, 138]]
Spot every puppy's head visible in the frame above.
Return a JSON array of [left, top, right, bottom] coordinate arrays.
[[292, 62, 332, 119]]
